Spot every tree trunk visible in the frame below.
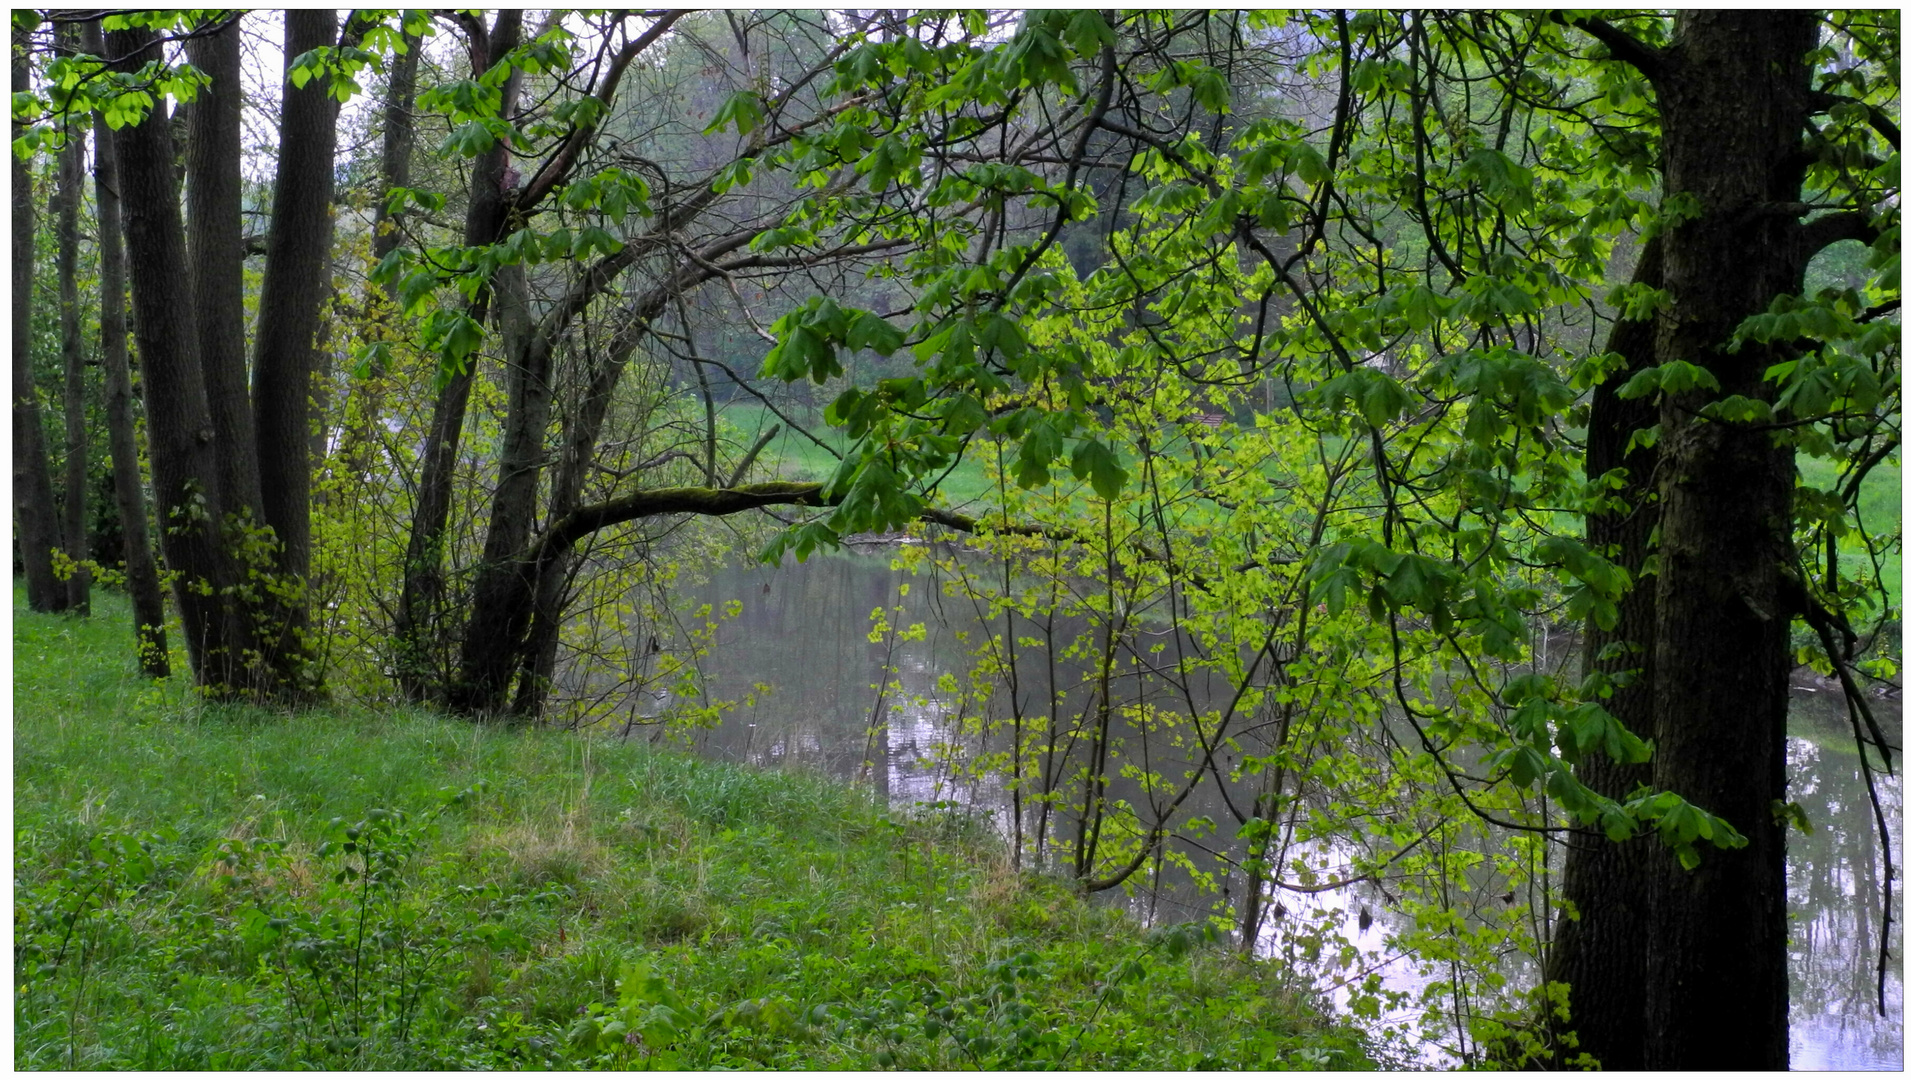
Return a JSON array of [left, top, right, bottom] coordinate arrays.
[[184, 16, 263, 528], [337, 28, 420, 479], [249, 10, 343, 693], [454, 264, 556, 714], [1639, 13, 1816, 1070], [254, 8, 341, 587], [372, 32, 419, 270], [106, 23, 259, 691], [1545, 239, 1660, 1070], [392, 10, 522, 701], [54, 23, 90, 614], [13, 21, 65, 612], [85, 18, 170, 677]]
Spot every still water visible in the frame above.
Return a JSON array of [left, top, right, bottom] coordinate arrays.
[[616, 549, 1901, 1069]]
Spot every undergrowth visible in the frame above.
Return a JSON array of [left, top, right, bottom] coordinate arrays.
[[14, 587, 1376, 1070]]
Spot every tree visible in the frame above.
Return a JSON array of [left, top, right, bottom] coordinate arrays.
[[378, 10, 915, 715], [13, 18, 64, 613], [34, 11, 391, 697], [81, 18, 168, 676], [53, 22, 90, 614], [741, 10, 1898, 1068], [252, 9, 349, 684]]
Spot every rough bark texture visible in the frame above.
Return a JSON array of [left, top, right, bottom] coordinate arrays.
[[13, 22, 66, 612], [85, 19, 171, 676], [184, 18, 263, 526], [107, 24, 255, 687], [55, 23, 90, 613], [1640, 13, 1817, 1070], [1545, 239, 1661, 1070], [253, 9, 341, 588], [392, 10, 523, 701]]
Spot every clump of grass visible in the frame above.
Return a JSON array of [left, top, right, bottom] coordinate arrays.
[[14, 587, 1376, 1070]]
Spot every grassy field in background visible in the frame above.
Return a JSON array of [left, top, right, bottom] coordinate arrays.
[[1798, 456, 1902, 607], [14, 588, 1374, 1071], [724, 393, 1902, 608]]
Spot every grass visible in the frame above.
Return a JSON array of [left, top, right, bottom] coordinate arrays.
[[14, 587, 1375, 1070], [1797, 455, 1901, 609], [724, 399, 1017, 513]]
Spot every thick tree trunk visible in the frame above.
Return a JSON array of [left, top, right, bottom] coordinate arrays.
[[253, 9, 341, 588], [249, 10, 343, 693], [85, 20, 171, 677], [1640, 13, 1816, 1070], [54, 24, 91, 614], [1545, 240, 1660, 1069], [13, 22, 66, 612], [184, 17, 263, 527], [107, 24, 259, 691], [392, 10, 522, 702]]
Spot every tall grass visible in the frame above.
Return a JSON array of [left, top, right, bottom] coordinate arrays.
[[14, 587, 1376, 1070]]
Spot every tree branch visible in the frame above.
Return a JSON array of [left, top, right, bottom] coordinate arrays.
[[516, 10, 688, 212], [1813, 89, 1902, 151], [1556, 14, 1666, 84], [1799, 209, 1883, 257]]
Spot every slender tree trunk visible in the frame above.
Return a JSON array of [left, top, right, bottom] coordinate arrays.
[[13, 21, 66, 612], [106, 23, 258, 691], [85, 20, 170, 676], [54, 24, 90, 613], [393, 11, 522, 702], [454, 264, 557, 714], [184, 16, 263, 528], [1545, 239, 1660, 1070], [338, 29, 419, 478], [372, 32, 419, 271], [1640, 13, 1816, 1070]]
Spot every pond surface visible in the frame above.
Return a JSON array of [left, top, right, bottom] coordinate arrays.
[[632, 549, 1901, 1069]]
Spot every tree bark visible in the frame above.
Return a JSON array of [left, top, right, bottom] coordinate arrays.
[[184, 16, 263, 527], [451, 263, 551, 713], [106, 23, 259, 691], [245, 10, 343, 695], [54, 23, 90, 613], [85, 18, 170, 676], [253, 9, 341, 588], [1639, 13, 1817, 1070], [13, 20, 66, 612], [392, 10, 523, 701], [1545, 239, 1660, 1070]]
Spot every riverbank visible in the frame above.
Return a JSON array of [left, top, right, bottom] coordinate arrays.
[[14, 588, 1376, 1070]]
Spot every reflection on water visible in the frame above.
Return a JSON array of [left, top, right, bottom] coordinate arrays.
[[1786, 691, 1904, 1070], [643, 550, 1899, 1069]]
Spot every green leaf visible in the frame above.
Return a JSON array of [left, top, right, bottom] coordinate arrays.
[[704, 90, 764, 136], [1070, 438, 1129, 501]]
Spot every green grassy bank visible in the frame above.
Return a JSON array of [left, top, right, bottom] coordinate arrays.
[[14, 589, 1373, 1070]]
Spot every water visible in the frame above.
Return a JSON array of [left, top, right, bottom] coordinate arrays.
[[600, 548, 1902, 1069]]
